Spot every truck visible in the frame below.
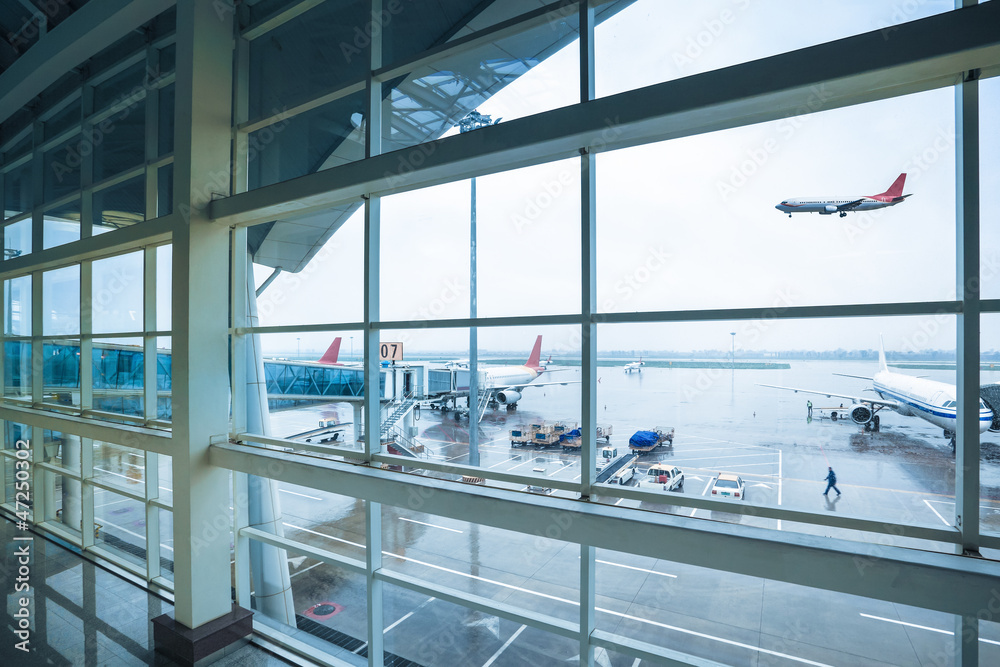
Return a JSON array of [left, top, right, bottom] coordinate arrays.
[[628, 427, 675, 454], [645, 463, 684, 491], [595, 446, 639, 485], [559, 424, 613, 450]]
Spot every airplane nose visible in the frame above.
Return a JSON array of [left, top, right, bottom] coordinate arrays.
[[775, 204, 782, 210]]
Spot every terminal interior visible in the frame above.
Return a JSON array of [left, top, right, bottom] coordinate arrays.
[[1, 1, 1000, 665]]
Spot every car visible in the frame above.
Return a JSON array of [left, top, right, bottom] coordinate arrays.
[[646, 464, 684, 491], [711, 473, 746, 500]]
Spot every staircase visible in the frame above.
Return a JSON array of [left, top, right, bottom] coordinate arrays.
[[379, 392, 417, 438], [385, 426, 426, 458], [474, 373, 491, 423]]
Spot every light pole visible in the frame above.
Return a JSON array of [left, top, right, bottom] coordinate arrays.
[[350, 336, 354, 361], [459, 111, 500, 468], [730, 332, 736, 369], [296, 337, 300, 359]]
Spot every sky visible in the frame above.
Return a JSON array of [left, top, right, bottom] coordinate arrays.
[[251, 0, 999, 358]]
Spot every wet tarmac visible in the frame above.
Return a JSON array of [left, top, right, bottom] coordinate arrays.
[[259, 360, 1000, 666]]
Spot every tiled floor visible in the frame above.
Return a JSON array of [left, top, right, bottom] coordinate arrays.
[[0, 516, 296, 666]]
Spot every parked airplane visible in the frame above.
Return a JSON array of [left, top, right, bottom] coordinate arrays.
[[317, 338, 344, 365], [775, 173, 911, 218], [476, 336, 574, 412], [624, 358, 645, 373], [759, 337, 992, 450]]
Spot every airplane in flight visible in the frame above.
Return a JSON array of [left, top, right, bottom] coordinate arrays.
[[624, 357, 645, 373], [759, 337, 993, 450], [775, 173, 911, 218], [473, 336, 575, 415]]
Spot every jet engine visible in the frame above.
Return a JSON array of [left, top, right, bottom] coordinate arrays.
[[850, 404, 874, 425], [496, 390, 521, 405], [824, 204, 838, 214]]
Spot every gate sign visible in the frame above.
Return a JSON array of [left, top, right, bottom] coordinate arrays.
[[380, 342, 403, 362]]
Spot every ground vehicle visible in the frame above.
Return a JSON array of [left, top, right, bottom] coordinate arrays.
[[645, 464, 684, 491], [608, 462, 637, 485], [595, 447, 639, 484], [628, 427, 674, 453], [710, 473, 746, 500], [559, 424, 613, 450]]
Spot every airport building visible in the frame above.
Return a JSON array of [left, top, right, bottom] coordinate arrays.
[[1, 1, 999, 665]]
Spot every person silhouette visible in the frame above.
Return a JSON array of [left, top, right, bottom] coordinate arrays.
[[823, 466, 841, 496]]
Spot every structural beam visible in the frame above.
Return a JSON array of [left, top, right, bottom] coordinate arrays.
[[210, 3, 1000, 227], [210, 442, 999, 619], [0, 0, 175, 126]]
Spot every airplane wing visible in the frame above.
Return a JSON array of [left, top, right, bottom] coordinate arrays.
[[837, 198, 866, 211], [756, 383, 900, 408], [832, 373, 872, 380]]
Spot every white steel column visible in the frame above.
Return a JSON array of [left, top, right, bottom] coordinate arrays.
[[579, 3, 597, 664], [954, 59, 981, 664], [364, 4, 384, 664], [170, 0, 236, 629]]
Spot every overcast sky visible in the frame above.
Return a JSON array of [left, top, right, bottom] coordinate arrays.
[[252, 0, 998, 358]]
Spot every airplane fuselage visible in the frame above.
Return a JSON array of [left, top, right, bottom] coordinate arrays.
[[873, 369, 991, 433], [775, 196, 902, 215], [481, 366, 541, 389]]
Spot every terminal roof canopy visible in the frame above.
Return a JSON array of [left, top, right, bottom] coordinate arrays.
[[249, 0, 633, 273]]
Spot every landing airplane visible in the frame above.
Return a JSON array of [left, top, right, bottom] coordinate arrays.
[[624, 358, 645, 373], [476, 336, 574, 412], [759, 337, 992, 450], [775, 173, 911, 218]]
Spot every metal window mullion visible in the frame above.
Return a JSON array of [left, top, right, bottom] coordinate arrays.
[[80, 261, 93, 411], [231, 227, 248, 435], [145, 44, 160, 222], [233, 471, 251, 608], [366, 500, 383, 667], [145, 450, 161, 581], [31, 121, 43, 257], [81, 84, 95, 240], [143, 247, 157, 421], [30, 270, 42, 405]]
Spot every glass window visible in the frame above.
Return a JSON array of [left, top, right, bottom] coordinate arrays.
[[43, 198, 80, 250], [4, 340, 31, 398], [156, 336, 171, 422], [94, 61, 145, 113], [43, 265, 80, 336], [156, 244, 172, 331], [983, 76, 999, 300], [3, 218, 32, 260], [158, 43, 176, 75], [43, 99, 81, 141], [93, 100, 146, 181], [4, 275, 31, 336], [43, 342, 81, 408], [43, 138, 81, 201], [93, 251, 144, 334], [158, 83, 174, 156], [92, 338, 144, 418], [157, 164, 172, 217], [94, 176, 145, 235], [93, 488, 146, 568], [4, 159, 33, 219]]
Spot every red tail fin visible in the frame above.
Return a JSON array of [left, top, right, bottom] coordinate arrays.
[[525, 335, 543, 370], [318, 337, 342, 364], [876, 173, 906, 198]]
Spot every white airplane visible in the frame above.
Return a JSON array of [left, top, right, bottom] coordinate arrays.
[[759, 337, 993, 450], [775, 173, 911, 218], [624, 357, 645, 373], [475, 336, 574, 413]]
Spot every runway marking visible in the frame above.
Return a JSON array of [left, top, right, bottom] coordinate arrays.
[[289, 562, 322, 578], [692, 477, 715, 517], [667, 453, 780, 464], [923, 499, 952, 526], [487, 457, 518, 469], [384, 597, 436, 634], [596, 559, 676, 579], [482, 625, 526, 667], [603, 609, 834, 666], [282, 522, 364, 550], [547, 462, 574, 477], [399, 517, 463, 533], [860, 613, 1000, 646], [280, 489, 322, 500]]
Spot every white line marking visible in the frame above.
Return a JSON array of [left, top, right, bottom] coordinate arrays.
[[859, 612, 1000, 645], [95, 498, 130, 509], [926, 499, 1000, 512], [602, 609, 834, 666], [692, 477, 715, 517], [597, 559, 676, 578], [384, 597, 436, 634], [547, 463, 573, 477], [667, 453, 780, 464], [482, 625, 526, 667], [279, 489, 323, 500], [713, 462, 781, 470], [614, 498, 624, 506], [923, 499, 952, 526], [399, 517, 463, 533], [631, 659, 641, 667], [282, 522, 364, 549], [289, 562, 322, 578], [487, 457, 518, 469]]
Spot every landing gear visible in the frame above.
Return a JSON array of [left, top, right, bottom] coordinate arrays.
[[830, 411, 838, 421], [872, 415, 880, 432], [506, 403, 517, 412], [945, 430, 956, 452], [839, 211, 847, 218]]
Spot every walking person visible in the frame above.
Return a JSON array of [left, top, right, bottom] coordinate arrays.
[[823, 466, 841, 496], [807, 400, 813, 418]]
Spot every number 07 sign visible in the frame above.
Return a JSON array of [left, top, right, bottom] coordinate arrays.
[[380, 342, 403, 361]]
